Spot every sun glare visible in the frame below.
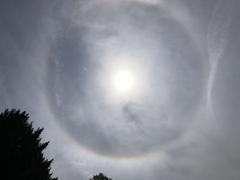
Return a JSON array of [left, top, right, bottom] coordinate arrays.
[[113, 70, 135, 94]]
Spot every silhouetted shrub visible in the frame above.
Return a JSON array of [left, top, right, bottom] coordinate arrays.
[[89, 173, 112, 180], [0, 109, 57, 180]]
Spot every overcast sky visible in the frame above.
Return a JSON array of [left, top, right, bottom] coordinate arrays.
[[1, 0, 240, 179]]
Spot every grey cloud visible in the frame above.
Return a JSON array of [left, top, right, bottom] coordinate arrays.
[[122, 102, 143, 124]]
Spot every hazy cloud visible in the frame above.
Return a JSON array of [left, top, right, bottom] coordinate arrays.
[[1, 0, 240, 180]]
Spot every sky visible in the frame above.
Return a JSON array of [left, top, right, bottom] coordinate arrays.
[[0, 0, 240, 179]]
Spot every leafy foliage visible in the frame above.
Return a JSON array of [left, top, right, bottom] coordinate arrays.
[[0, 109, 57, 180], [89, 173, 112, 180]]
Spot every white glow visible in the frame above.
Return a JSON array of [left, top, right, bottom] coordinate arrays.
[[113, 70, 135, 94]]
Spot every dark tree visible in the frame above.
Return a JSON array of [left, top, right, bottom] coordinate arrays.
[[0, 109, 57, 180], [89, 173, 112, 180]]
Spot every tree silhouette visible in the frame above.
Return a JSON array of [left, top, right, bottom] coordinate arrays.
[[89, 173, 112, 180], [0, 109, 57, 180]]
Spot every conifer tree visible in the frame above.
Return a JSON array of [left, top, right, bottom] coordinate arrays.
[[0, 109, 58, 180]]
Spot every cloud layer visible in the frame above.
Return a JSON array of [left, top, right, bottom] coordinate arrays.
[[1, 0, 240, 180]]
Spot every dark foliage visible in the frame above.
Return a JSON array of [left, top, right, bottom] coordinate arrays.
[[89, 173, 112, 180], [0, 109, 57, 180]]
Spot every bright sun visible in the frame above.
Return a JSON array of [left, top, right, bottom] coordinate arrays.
[[113, 70, 135, 94]]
